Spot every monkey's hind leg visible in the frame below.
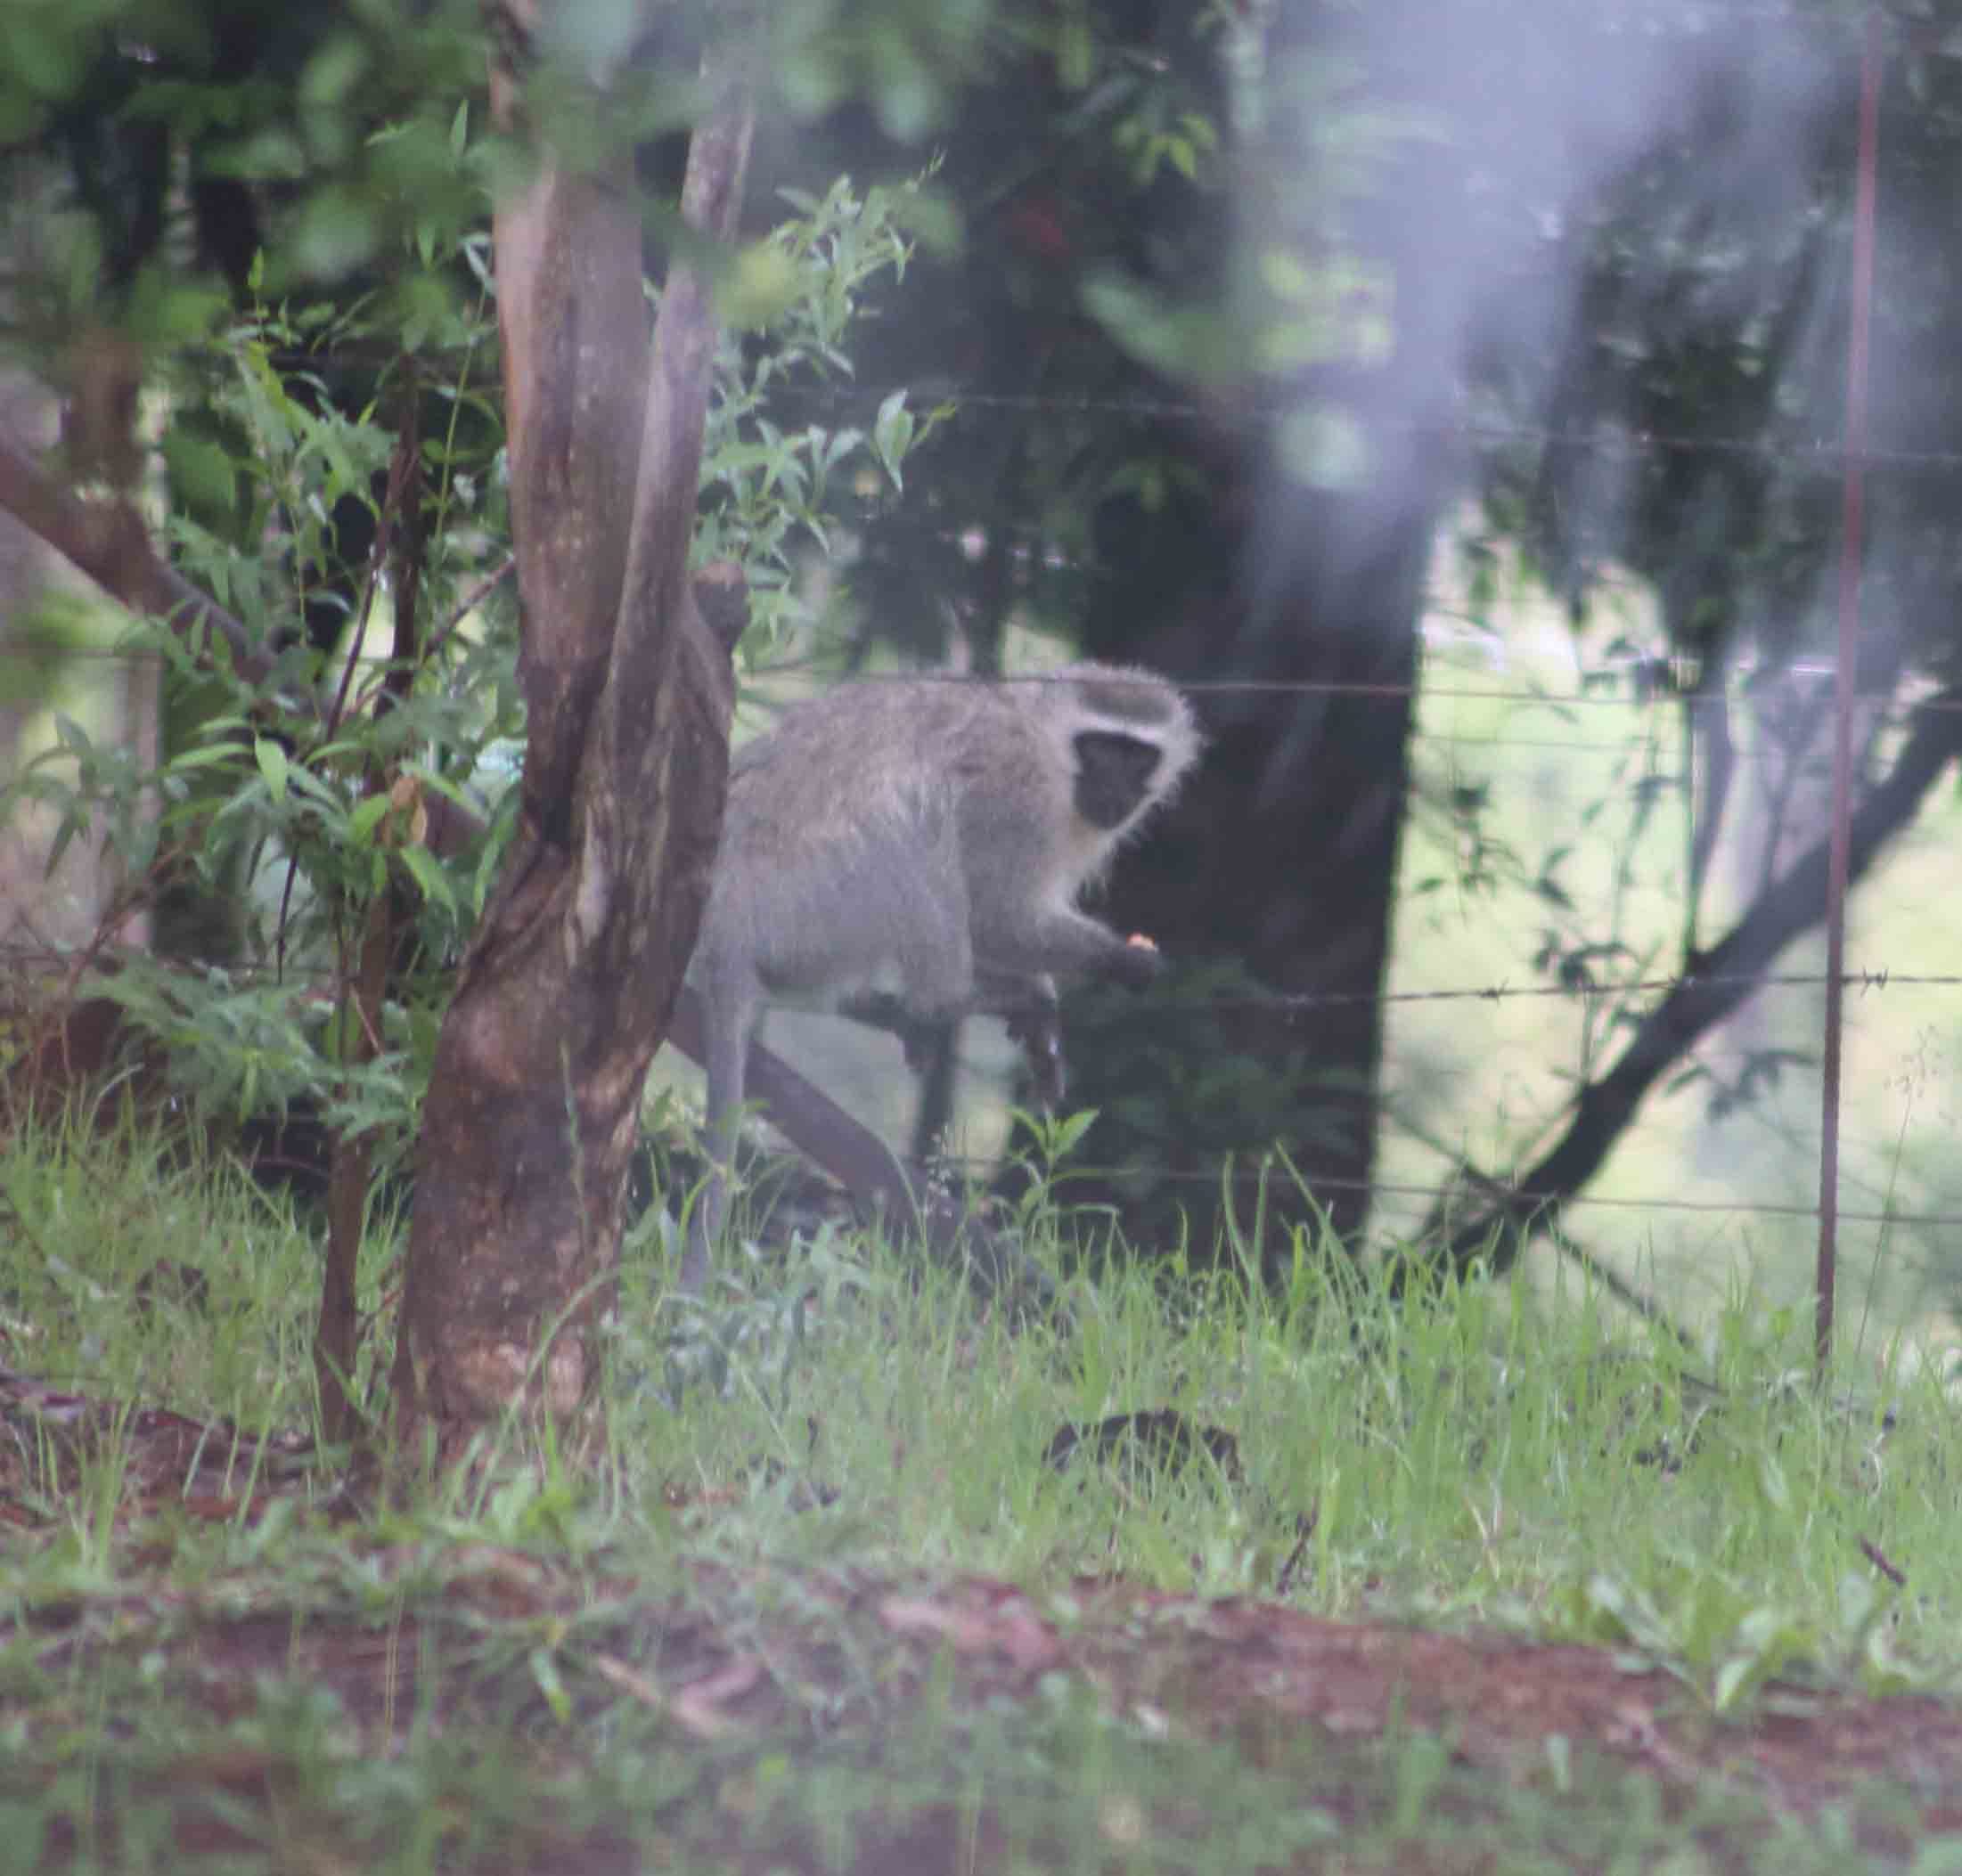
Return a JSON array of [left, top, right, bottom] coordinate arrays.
[[839, 989, 939, 1073], [682, 976, 758, 1294]]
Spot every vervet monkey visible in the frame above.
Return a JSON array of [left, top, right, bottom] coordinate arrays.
[[679, 662, 1201, 1289]]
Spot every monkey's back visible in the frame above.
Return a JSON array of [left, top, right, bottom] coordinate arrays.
[[697, 678, 1071, 1008]]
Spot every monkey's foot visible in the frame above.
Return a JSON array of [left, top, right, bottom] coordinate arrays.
[[1007, 1007, 1067, 1110]]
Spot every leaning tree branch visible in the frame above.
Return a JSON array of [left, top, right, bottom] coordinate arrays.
[[1427, 693, 1962, 1283], [0, 428, 279, 689], [0, 425, 507, 862], [1386, 1096, 1705, 1359]]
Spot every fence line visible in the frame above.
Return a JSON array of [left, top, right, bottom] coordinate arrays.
[[742, 387, 1962, 478], [0, 935, 1950, 1018], [1180, 970, 1962, 1014], [7, 642, 1959, 718], [928, 1153, 1962, 1236]]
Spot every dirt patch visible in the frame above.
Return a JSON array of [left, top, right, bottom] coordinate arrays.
[[11, 1549, 1959, 1825], [5, 1378, 1958, 1869]]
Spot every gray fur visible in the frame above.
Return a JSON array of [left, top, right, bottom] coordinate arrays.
[[678, 662, 1199, 1289]]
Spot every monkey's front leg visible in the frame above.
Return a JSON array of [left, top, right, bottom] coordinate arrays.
[[1009, 934, 1164, 1108], [1005, 1001, 1067, 1110], [978, 972, 1067, 1112]]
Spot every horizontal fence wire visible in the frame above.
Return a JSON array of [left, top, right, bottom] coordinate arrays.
[[0, 935, 1951, 1016], [8, 645, 1961, 714], [719, 387, 1962, 477], [0, 936, 1948, 1254], [925, 1154, 1962, 1233]]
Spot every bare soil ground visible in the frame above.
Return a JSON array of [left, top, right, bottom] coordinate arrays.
[[6, 1368, 1960, 1872]]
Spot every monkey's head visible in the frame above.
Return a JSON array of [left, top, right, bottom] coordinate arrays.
[[1073, 729, 1167, 831], [1048, 664, 1202, 847]]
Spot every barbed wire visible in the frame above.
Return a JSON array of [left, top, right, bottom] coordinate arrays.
[[0, 724, 1901, 772], [1449, 1, 1952, 49], [6, 640, 1958, 717], [753, 386, 1962, 477], [1189, 968, 1962, 1014], [6, 960, 1959, 1244], [0, 933, 1952, 1016], [924, 1153, 1962, 1234]]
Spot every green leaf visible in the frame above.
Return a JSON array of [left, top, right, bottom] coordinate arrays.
[[165, 743, 249, 775], [207, 126, 309, 184], [1052, 1109, 1098, 1156], [254, 738, 290, 803], [348, 795, 392, 844], [299, 36, 370, 110], [281, 763, 342, 812], [1713, 1655, 1754, 1713], [159, 428, 241, 522], [720, 244, 798, 330], [872, 390, 914, 488], [287, 185, 381, 281], [398, 843, 454, 912], [528, 1646, 570, 1724]]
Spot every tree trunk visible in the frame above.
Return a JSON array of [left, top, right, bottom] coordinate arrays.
[[387, 26, 753, 1459], [1077, 435, 1432, 1284]]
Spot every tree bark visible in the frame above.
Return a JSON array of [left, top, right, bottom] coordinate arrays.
[[386, 24, 754, 1456], [0, 429, 278, 691]]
